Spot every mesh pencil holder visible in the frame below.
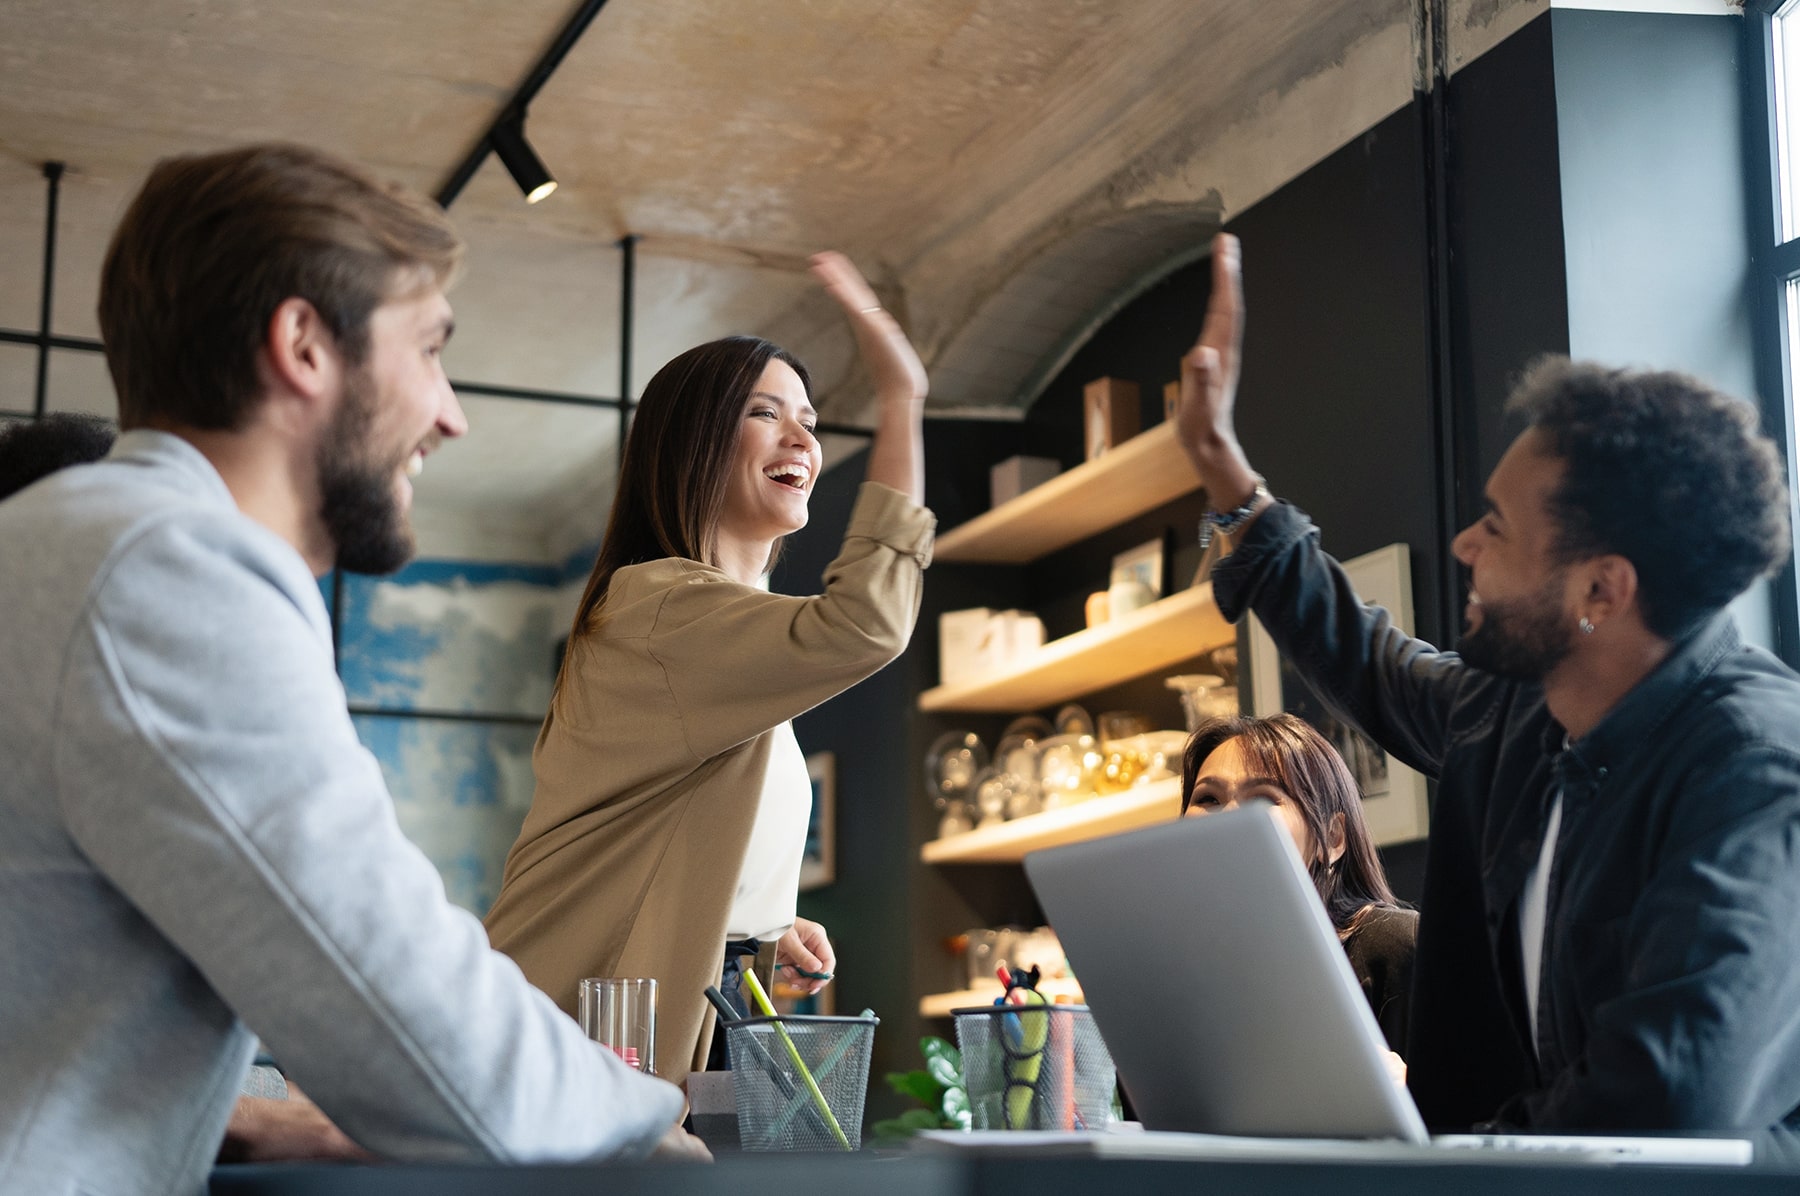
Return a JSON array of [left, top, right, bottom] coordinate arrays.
[[952, 1004, 1115, 1132], [725, 1013, 877, 1152]]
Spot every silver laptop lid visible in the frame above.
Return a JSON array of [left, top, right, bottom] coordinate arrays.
[[1023, 803, 1429, 1142]]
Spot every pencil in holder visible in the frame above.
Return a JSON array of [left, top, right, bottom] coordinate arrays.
[[725, 1013, 877, 1151], [952, 1004, 1114, 1131]]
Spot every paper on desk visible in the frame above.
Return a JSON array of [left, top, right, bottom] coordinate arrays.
[[913, 1129, 1753, 1167]]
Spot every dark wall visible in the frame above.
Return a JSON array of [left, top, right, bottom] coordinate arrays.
[[1443, 14, 1572, 512], [1224, 104, 1443, 647]]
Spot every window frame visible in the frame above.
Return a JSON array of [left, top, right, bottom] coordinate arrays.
[[1745, 0, 1800, 667]]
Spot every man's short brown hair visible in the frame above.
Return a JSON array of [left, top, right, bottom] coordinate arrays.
[[98, 143, 463, 431]]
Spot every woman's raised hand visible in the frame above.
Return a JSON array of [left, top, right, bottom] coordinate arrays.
[[809, 251, 928, 406]]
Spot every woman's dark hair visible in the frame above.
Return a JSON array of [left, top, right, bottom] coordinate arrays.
[[1180, 713, 1398, 934], [0, 414, 117, 500], [1508, 356, 1790, 641], [555, 335, 810, 698]]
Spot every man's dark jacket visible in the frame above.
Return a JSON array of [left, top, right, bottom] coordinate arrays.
[[1215, 501, 1800, 1151]]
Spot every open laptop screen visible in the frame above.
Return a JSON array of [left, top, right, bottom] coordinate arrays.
[[1023, 804, 1429, 1142]]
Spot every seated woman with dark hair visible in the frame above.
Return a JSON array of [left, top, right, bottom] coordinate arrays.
[[1182, 713, 1417, 1067], [0, 413, 116, 500]]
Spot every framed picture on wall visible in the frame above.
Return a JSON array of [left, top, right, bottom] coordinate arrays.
[[799, 751, 836, 891], [1245, 543, 1429, 846], [1110, 536, 1165, 598], [1107, 535, 1167, 620]]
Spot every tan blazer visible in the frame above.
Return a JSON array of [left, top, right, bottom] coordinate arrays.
[[485, 483, 934, 1086]]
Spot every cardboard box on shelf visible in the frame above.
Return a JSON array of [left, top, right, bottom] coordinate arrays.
[[1083, 377, 1140, 460], [938, 607, 998, 688], [989, 455, 1060, 507], [938, 607, 1045, 688], [995, 610, 1045, 660]]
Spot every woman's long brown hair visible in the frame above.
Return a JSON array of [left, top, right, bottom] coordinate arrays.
[[1180, 713, 1400, 934], [553, 335, 811, 700]]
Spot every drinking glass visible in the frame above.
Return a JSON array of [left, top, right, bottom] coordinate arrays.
[[579, 977, 657, 1074]]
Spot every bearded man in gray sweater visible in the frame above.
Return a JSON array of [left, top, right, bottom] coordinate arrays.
[[0, 144, 702, 1195]]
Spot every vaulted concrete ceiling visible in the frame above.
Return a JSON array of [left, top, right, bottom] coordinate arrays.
[[0, 0, 1543, 562]]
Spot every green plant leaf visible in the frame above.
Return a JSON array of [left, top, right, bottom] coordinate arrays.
[[885, 1068, 944, 1105], [899, 1108, 944, 1132], [920, 1036, 962, 1088], [872, 1107, 947, 1139], [870, 1116, 915, 1140]]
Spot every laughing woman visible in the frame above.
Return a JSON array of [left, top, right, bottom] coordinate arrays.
[[484, 253, 932, 1085]]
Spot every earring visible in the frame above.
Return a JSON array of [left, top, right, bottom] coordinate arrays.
[[1578, 616, 1596, 636]]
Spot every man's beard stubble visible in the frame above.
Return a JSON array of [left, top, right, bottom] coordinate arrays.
[[1456, 572, 1575, 682], [317, 368, 415, 576]]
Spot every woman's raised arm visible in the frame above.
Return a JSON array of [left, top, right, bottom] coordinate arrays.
[[808, 251, 926, 504]]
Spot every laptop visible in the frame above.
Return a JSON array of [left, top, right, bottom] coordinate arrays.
[[1015, 804, 1752, 1166]]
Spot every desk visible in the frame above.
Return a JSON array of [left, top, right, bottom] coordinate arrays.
[[211, 1146, 1800, 1196]]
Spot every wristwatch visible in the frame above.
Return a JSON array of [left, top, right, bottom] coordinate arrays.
[[1199, 480, 1270, 550]]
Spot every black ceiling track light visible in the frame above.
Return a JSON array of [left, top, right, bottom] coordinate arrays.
[[435, 0, 615, 208], [491, 113, 557, 204]]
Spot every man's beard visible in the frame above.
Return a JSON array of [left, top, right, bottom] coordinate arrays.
[[317, 368, 415, 576], [1457, 573, 1574, 681]]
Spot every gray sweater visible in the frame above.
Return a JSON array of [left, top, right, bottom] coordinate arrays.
[[0, 431, 683, 1196]]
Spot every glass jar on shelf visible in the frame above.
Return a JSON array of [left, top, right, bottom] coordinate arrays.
[[1095, 711, 1154, 794], [970, 766, 1011, 830], [1165, 673, 1239, 733], [926, 730, 986, 839], [993, 729, 1044, 821], [1036, 732, 1100, 810]]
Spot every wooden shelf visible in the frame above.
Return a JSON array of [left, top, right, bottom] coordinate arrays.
[[934, 422, 1202, 565], [920, 776, 1183, 864], [918, 583, 1232, 713], [919, 977, 1086, 1018]]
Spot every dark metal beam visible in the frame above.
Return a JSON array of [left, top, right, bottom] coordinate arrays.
[[34, 162, 64, 419], [813, 422, 876, 440], [434, 0, 615, 207], [0, 328, 101, 353], [452, 378, 624, 408], [1417, 0, 1463, 652], [0, 324, 633, 412], [1768, 235, 1800, 281]]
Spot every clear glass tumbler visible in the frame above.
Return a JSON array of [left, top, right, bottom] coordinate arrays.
[[578, 977, 657, 1075]]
